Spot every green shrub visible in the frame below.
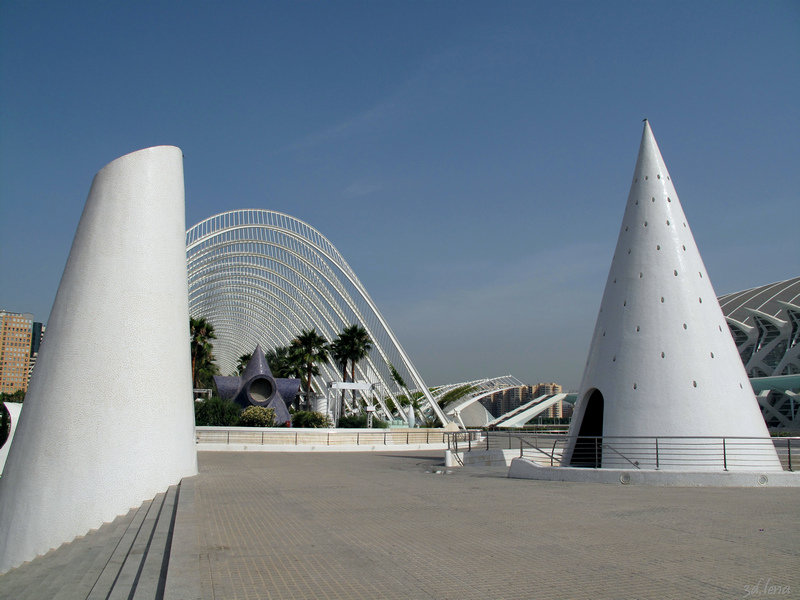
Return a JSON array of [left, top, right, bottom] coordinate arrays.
[[291, 410, 331, 428], [239, 406, 277, 428], [338, 414, 389, 429], [195, 396, 242, 426], [0, 390, 24, 404]]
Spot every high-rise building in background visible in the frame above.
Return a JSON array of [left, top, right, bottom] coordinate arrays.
[[0, 311, 35, 394], [480, 383, 563, 418]]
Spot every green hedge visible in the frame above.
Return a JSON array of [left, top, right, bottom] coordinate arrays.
[[338, 414, 389, 429], [195, 397, 242, 426], [291, 411, 331, 428]]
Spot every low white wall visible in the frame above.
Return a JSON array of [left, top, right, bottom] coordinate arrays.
[[445, 449, 518, 467], [508, 457, 800, 487], [199, 443, 447, 453]]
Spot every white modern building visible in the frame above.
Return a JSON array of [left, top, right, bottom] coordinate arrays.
[[719, 277, 800, 431], [186, 210, 449, 427]]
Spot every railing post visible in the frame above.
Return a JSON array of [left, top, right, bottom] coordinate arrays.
[[594, 436, 599, 469], [227, 430, 230, 445], [468, 434, 472, 452], [261, 431, 264, 445], [357, 432, 360, 446], [328, 432, 330, 446], [384, 431, 387, 445], [722, 437, 728, 471], [520, 438, 523, 458], [295, 431, 298, 445], [426, 430, 429, 444], [486, 432, 490, 451], [551, 439, 557, 467], [787, 438, 793, 471], [655, 438, 659, 470], [407, 431, 410, 445]]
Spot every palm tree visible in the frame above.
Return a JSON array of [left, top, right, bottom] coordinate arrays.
[[235, 352, 252, 375], [266, 345, 304, 379], [335, 325, 372, 409], [329, 336, 352, 423], [291, 328, 330, 406], [190, 317, 217, 389]]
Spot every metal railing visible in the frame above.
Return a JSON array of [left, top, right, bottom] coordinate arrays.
[[516, 435, 796, 471], [446, 430, 564, 453], [444, 430, 483, 453], [196, 427, 448, 447], [445, 431, 797, 472]]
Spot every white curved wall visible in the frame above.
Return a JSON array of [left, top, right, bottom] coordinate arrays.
[[0, 146, 198, 573], [565, 122, 781, 471]]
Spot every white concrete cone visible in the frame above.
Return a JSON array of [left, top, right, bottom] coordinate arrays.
[[0, 146, 198, 573], [563, 122, 781, 472]]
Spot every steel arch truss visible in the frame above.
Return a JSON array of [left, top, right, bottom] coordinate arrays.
[[187, 209, 449, 426]]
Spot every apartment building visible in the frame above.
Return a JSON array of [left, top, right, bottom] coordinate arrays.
[[0, 311, 35, 394]]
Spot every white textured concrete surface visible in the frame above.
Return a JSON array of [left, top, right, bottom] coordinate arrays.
[[508, 457, 800, 487], [0, 402, 23, 474], [565, 122, 780, 471], [0, 146, 198, 573], [445, 448, 518, 467]]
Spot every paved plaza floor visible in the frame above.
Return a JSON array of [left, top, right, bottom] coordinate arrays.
[[181, 451, 798, 600], [1, 450, 798, 600]]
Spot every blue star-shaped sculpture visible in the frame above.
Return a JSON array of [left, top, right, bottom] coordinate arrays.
[[213, 345, 300, 425]]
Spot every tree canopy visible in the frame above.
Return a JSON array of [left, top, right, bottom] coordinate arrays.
[[190, 317, 219, 389]]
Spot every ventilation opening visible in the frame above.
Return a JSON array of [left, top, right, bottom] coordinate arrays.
[[570, 389, 604, 468], [248, 377, 275, 405]]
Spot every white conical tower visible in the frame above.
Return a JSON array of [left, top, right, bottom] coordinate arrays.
[[0, 146, 198, 573], [563, 121, 781, 471]]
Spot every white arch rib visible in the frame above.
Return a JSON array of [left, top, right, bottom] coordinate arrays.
[[186, 209, 449, 426]]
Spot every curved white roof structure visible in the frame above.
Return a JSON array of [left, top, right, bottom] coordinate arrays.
[[718, 277, 800, 431], [186, 209, 448, 426]]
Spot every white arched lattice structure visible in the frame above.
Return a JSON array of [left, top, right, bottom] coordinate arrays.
[[186, 209, 449, 426]]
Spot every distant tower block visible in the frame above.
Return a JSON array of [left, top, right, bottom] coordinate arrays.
[[0, 146, 198, 573], [563, 122, 781, 471]]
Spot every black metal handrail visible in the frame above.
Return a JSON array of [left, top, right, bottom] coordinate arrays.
[[514, 434, 796, 471], [443, 431, 796, 472]]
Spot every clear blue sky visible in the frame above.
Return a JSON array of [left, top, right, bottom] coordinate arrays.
[[1, 1, 798, 389]]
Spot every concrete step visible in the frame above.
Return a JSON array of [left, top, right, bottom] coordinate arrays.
[[131, 485, 178, 600], [0, 483, 181, 600]]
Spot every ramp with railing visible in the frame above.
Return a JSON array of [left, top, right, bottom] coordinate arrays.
[[446, 431, 798, 472]]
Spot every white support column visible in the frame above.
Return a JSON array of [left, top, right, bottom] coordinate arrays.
[[0, 146, 198, 573]]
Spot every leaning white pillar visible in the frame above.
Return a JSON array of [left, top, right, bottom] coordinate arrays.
[[0, 146, 198, 573]]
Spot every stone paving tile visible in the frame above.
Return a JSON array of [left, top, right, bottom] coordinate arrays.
[[192, 452, 800, 600]]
